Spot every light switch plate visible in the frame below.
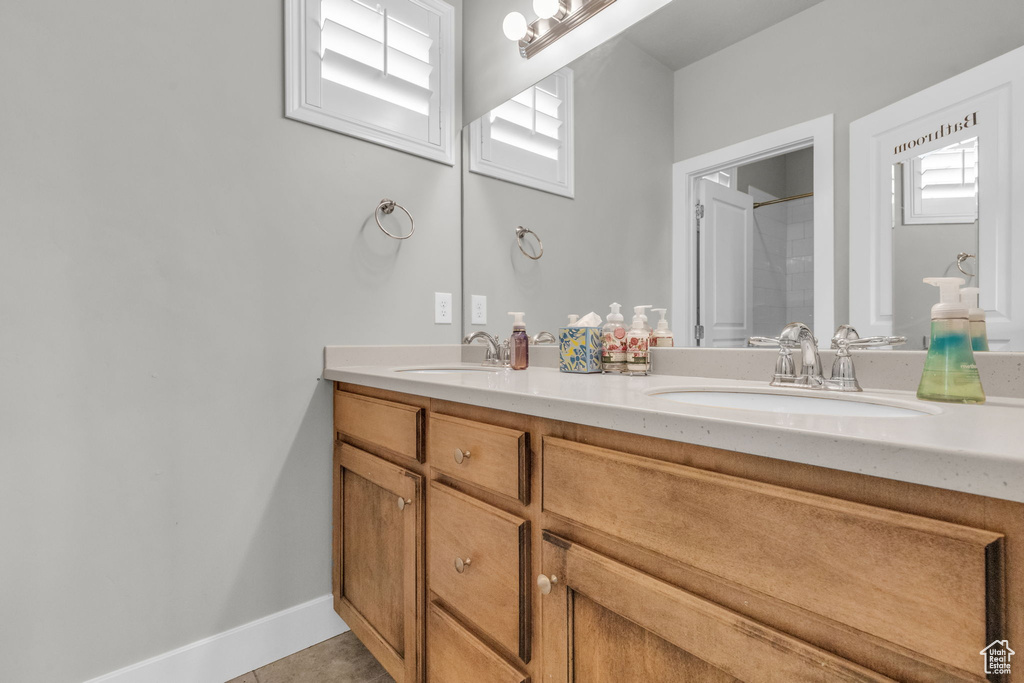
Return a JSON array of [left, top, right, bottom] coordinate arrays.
[[435, 292, 452, 324], [471, 295, 487, 325]]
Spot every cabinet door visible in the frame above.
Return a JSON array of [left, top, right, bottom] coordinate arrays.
[[334, 443, 424, 683], [538, 533, 893, 683]]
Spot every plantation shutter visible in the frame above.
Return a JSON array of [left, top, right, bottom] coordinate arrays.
[[287, 0, 453, 164]]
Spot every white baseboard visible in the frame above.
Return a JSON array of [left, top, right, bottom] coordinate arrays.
[[83, 595, 348, 683]]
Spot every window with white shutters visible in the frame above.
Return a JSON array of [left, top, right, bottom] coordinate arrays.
[[286, 0, 454, 165], [469, 68, 574, 198], [902, 136, 979, 224]]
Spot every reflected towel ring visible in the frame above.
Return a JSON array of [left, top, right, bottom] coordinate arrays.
[[957, 252, 976, 278], [515, 226, 543, 260], [375, 199, 415, 240]]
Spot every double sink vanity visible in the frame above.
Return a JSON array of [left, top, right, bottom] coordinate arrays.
[[323, 344, 1024, 683]]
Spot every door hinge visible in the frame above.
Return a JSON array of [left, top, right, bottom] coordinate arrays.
[[694, 325, 705, 340], [695, 201, 704, 230]]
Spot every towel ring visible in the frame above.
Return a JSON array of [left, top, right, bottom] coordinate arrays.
[[957, 252, 976, 277], [515, 226, 543, 260], [375, 199, 415, 240]]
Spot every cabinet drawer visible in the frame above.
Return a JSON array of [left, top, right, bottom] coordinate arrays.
[[428, 413, 528, 503], [428, 482, 530, 662], [427, 603, 528, 683], [335, 391, 423, 462], [542, 437, 1003, 675]]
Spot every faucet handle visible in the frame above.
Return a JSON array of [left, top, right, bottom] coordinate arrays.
[[748, 336, 799, 348], [834, 335, 907, 354]]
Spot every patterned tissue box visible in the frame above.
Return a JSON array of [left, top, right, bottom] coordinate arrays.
[[559, 327, 603, 373]]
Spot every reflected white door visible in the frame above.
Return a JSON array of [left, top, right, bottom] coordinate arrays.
[[699, 179, 754, 347]]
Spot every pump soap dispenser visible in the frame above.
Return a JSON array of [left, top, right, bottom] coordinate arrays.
[[917, 277, 985, 404], [626, 305, 653, 375], [960, 287, 990, 352], [508, 312, 529, 370], [652, 308, 674, 347]]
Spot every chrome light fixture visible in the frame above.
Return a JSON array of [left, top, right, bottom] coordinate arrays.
[[503, 0, 617, 59]]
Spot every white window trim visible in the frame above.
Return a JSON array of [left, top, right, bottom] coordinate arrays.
[[284, 0, 455, 165], [468, 68, 574, 198]]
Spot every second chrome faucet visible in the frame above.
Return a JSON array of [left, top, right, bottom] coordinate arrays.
[[749, 323, 906, 392]]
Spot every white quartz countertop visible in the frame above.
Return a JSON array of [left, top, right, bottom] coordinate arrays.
[[324, 351, 1024, 504]]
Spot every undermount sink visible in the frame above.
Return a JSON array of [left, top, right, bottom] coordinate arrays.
[[648, 388, 936, 418], [394, 365, 502, 374]]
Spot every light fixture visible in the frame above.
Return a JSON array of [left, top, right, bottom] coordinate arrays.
[[533, 0, 568, 20], [502, 11, 533, 42], [503, 0, 617, 59]]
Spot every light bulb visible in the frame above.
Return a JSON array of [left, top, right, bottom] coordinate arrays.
[[533, 0, 563, 19], [502, 12, 529, 41]]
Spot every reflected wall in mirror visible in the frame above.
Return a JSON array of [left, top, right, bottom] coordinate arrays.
[[851, 44, 1024, 350], [463, 0, 1024, 349]]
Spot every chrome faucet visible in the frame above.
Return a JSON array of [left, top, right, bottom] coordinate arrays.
[[463, 331, 503, 365], [749, 323, 906, 392], [531, 331, 557, 345]]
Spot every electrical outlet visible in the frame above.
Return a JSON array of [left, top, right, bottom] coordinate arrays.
[[471, 295, 487, 325], [434, 292, 452, 324]]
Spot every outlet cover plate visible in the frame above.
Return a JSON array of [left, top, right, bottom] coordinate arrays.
[[471, 295, 487, 325], [435, 292, 453, 324]]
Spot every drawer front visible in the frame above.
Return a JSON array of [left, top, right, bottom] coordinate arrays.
[[335, 391, 423, 462], [427, 603, 529, 683], [428, 482, 530, 662], [542, 437, 1003, 674], [429, 414, 528, 503]]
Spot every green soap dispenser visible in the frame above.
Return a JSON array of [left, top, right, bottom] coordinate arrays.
[[917, 277, 985, 404]]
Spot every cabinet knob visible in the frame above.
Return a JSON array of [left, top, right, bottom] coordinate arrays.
[[537, 574, 558, 594], [397, 497, 412, 511], [454, 557, 472, 573], [453, 448, 471, 464]]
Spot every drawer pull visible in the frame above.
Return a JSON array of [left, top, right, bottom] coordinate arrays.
[[537, 574, 558, 595], [453, 448, 471, 464], [397, 497, 412, 511], [454, 557, 472, 573]]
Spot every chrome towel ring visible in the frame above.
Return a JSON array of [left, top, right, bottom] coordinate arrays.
[[515, 226, 543, 260], [957, 252, 976, 278], [375, 198, 415, 240]]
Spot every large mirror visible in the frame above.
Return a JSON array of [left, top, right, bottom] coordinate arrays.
[[461, 0, 1024, 349]]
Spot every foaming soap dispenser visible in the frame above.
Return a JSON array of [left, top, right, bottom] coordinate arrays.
[[626, 305, 653, 375], [917, 277, 985, 404], [508, 312, 529, 370], [960, 287, 989, 351]]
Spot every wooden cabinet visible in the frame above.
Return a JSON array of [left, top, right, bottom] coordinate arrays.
[[538, 533, 892, 682], [332, 443, 424, 683], [334, 383, 1021, 683]]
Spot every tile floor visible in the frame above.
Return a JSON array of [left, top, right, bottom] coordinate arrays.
[[226, 631, 394, 683]]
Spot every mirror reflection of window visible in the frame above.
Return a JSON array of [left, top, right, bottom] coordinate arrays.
[[891, 137, 981, 349], [903, 137, 979, 224]]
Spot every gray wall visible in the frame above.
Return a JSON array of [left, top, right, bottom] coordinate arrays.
[[673, 0, 1024, 325], [462, 36, 674, 335], [0, 1, 462, 681]]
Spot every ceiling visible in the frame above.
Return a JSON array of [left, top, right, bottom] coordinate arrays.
[[621, 0, 826, 71]]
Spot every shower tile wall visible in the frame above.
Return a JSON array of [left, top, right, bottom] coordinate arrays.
[[786, 196, 814, 326], [750, 187, 788, 336]]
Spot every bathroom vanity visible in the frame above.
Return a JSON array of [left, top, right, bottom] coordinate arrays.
[[325, 352, 1024, 683]]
